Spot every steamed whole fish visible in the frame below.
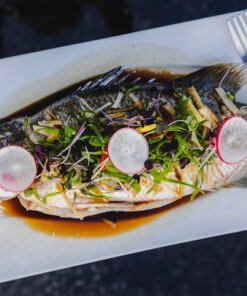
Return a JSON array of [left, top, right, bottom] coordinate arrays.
[[1, 64, 247, 219]]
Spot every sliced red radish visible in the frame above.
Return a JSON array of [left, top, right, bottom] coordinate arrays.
[[216, 116, 247, 164], [108, 127, 149, 174], [0, 146, 37, 192], [0, 186, 17, 200]]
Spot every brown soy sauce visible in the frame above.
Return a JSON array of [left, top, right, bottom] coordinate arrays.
[[2, 68, 189, 238], [2, 196, 191, 238]]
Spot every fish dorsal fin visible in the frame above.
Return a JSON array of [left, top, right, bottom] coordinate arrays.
[[76, 67, 125, 94]]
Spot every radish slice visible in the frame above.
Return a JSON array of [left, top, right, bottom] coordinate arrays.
[[216, 116, 247, 164], [0, 186, 17, 200], [0, 146, 37, 192], [108, 128, 149, 174]]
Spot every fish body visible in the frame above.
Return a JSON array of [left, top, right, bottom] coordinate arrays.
[[0, 64, 247, 219]]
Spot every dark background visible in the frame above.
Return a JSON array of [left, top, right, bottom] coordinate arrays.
[[0, 0, 247, 295]]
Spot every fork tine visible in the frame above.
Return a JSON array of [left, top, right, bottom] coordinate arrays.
[[239, 14, 247, 39], [233, 16, 247, 51], [227, 18, 247, 63]]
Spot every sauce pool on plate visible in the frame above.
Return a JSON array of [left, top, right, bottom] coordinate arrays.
[[2, 196, 191, 238]]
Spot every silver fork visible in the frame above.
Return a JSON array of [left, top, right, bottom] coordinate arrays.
[[228, 11, 247, 63]]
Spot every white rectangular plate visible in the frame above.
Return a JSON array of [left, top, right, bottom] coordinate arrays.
[[0, 11, 246, 283]]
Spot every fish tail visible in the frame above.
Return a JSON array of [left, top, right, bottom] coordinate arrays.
[[226, 162, 247, 188], [233, 177, 247, 187]]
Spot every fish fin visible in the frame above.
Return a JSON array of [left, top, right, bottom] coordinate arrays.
[[232, 177, 247, 188], [174, 63, 247, 94], [76, 66, 125, 94], [227, 163, 247, 188]]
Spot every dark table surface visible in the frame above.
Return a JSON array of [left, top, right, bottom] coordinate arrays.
[[0, 1, 247, 295]]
